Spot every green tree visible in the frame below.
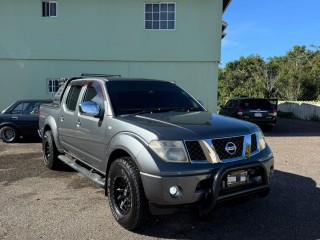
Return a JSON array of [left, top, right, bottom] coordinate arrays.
[[218, 55, 265, 106], [219, 45, 320, 104]]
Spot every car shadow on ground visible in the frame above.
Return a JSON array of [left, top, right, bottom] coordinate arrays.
[[263, 118, 320, 137], [136, 169, 320, 239]]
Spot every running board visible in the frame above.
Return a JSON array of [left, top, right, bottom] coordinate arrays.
[[58, 155, 105, 188]]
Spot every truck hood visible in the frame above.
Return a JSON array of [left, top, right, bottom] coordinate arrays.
[[119, 111, 260, 140]]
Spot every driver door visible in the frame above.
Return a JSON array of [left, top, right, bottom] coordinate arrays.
[[73, 80, 107, 171]]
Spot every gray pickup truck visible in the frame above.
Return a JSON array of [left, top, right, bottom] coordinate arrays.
[[39, 74, 274, 230]]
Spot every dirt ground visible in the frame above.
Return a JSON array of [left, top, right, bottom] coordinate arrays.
[[0, 118, 319, 240]]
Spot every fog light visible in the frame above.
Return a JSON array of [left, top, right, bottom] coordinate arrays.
[[169, 186, 182, 198], [169, 186, 178, 196]]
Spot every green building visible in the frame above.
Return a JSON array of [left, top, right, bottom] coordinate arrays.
[[0, 0, 230, 112]]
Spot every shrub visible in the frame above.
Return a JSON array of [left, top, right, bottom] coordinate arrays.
[[277, 111, 298, 119], [309, 114, 320, 121]]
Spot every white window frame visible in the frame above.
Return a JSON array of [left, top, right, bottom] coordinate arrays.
[[42, 1, 58, 17], [144, 2, 176, 31], [47, 79, 60, 93]]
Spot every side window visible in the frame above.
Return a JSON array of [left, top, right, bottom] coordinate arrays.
[[42, 1, 57, 17], [65, 85, 82, 111], [22, 102, 38, 115], [47, 79, 60, 93], [145, 3, 176, 30], [11, 103, 24, 114], [83, 82, 105, 109], [10, 102, 39, 115], [225, 100, 233, 108], [29, 103, 41, 115], [229, 100, 237, 108]]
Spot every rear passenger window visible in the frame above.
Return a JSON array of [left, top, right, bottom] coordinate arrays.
[[66, 85, 82, 111]]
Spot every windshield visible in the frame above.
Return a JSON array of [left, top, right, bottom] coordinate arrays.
[[106, 80, 204, 116]]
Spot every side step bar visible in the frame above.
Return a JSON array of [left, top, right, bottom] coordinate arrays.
[[58, 155, 105, 188]]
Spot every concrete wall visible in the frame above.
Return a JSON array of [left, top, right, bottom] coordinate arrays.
[[0, 59, 218, 110], [278, 101, 320, 120], [0, 0, 223, 112]]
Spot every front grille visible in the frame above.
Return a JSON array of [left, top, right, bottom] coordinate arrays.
[[251, 134, 258, 152], [212, 136, 244, 160], [185, 134, 260, 162], [185, 141, 206, 160]]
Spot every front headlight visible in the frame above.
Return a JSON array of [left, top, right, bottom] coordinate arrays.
[[149, 140, 189, 163], [258, 130, 266, 151]]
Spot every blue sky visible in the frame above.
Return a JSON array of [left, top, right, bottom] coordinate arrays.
[[221, 0, 320, 66]]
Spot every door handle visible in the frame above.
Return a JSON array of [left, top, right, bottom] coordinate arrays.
[[12, 116, 18, 120], [60, 116, 64, 122], [76, 120, 81, 127]]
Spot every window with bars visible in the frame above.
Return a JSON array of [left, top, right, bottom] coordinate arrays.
[[47, 79, 60, 93], [42, 1, 57, 17], [145, 3, 176, 30]]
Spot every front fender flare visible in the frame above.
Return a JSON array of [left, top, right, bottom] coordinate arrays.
[[105, 132, 160, 174]]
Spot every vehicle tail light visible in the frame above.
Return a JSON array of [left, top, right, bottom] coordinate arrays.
[[237, 108, 244, 116], [269, 108, 277, 116]]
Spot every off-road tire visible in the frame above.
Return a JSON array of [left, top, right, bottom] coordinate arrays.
[[107, 157, 148, 231], [0, 126, 19, 143], [42, 130, 62, 170]]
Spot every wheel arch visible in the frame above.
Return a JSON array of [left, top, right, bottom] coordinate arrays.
[[42, 116, 63, 152], [104, 133, 153, 196], [104, 149, 131, 193], [0, 122, 21, 133]]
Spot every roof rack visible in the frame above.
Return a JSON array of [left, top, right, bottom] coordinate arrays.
[[81, 73, 121, 78]]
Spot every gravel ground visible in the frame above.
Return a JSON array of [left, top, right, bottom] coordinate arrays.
[[0, 118, 319, 240]]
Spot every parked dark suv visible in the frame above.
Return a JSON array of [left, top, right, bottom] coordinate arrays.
[[219, 97, 277, 130], [0, 99, 52, 142]]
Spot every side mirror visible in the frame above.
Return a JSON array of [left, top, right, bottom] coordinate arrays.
[[79, 101, 101, 118]]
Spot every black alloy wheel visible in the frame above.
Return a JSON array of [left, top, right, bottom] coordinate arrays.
[[114, 176, 132, 215], [107, 157, 148, 231], [0, 126, 19, 143]]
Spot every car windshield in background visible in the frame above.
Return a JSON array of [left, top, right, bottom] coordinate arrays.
[[106, 80, 203, 116], [240, 99, 272, 110]]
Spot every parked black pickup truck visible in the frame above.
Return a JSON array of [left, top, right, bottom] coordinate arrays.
[[39, 75, 274, 230], [0, 99, 52, 142]]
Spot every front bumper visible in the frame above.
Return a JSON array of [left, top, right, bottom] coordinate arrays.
[[140, 152, 274, 214]]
